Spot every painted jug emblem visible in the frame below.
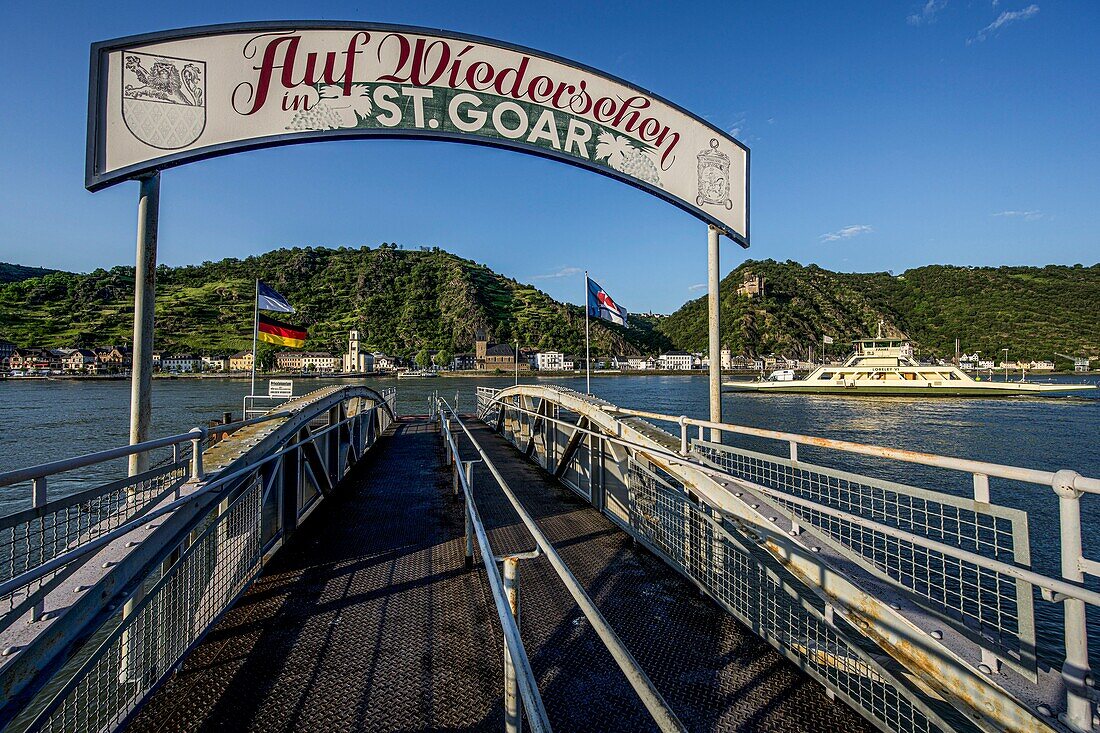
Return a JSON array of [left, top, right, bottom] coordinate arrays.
[[696, 138, 733, 210]]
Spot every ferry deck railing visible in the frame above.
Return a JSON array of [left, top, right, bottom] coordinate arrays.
[[476, 384, 1100, 733]]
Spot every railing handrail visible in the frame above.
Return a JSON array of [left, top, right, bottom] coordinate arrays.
[[600, 403, 1100, 494], [480, 389, 1100, 608], [439, 414, 551, 733], [439, 399, 686, 733], [0, 411, 291, 489], [0, 384, 397, 733], [0, 405, 374, 600], [480, 385, 1100, 732]]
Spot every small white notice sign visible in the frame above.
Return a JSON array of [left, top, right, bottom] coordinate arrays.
[[268, 379, 294, 398]]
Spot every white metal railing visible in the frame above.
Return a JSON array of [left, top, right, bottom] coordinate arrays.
[[438, 398, 685, 733], [0, 411, 289, 629], [437, 405, 550, 733], [477, 385, 1100, 733], [0, 386, 396, 732]]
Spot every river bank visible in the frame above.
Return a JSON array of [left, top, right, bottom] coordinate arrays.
[[4, 369, 1098, 383]]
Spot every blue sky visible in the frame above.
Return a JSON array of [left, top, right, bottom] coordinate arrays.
[[0, 1, 1096, 313]]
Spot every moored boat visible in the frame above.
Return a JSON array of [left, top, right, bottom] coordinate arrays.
[[397, 369, 438, 379]]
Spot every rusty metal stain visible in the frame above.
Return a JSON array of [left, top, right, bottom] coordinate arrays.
[[844, 598, 1048, 733]]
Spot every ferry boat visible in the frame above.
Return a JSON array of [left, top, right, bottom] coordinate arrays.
[[724, 329, 1096, 397]]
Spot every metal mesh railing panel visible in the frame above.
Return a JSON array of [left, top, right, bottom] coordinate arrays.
[[692, 440, 1033, 664], [0, 462, 189, 615], [476, 387, 500, 423], [628, 461, 943, 733], [34, 474, 263, 733]]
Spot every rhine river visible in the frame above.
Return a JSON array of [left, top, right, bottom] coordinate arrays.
[[2, 373, 1099, 666]]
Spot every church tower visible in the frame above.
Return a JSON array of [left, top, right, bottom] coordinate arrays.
[[475, 329, 488, 361], [344, 330, 361, 372]]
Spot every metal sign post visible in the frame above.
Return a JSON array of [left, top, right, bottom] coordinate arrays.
[[707, 225, 722, 442], [127, 172, 160, 477]]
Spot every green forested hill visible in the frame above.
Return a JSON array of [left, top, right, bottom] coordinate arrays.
[[3, 251, 1095, 364], [658, 259, 1100, 362], [0, 247, 669, 358], [0, 263, 57, 284]]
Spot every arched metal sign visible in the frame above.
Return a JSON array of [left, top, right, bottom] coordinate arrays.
[[87, 22, 749, 244]]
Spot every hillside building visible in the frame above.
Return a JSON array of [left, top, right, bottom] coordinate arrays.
[[535, 351, 564, 371], [276, 351, 339, 373], [373, 353, 397, 372], [9, 348, 58, 372], [450, 353, 475, 371], [202, 355, 229, 371], [229, 351, 253, 371], [474, 330, 530, 371], [0, 340, 15, 369], [62, 349, 98, 373], [736, 273, 765, 299], [342, 331, 375, 373], [659, 351, 693, 370], [162, 354, 200, 373]]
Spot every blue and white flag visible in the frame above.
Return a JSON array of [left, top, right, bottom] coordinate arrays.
[[587, 277, 628, 326], [257, 281, 295, 313]]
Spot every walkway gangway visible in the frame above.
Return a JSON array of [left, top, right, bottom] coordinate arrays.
[[475, 384, 1100, 733], [0, 385, 396, 731]]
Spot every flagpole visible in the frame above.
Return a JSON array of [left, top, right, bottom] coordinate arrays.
[[584, 271, 591, 395], [250, 279, 259, 397]]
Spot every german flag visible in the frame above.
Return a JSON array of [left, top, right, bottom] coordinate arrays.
[[258, 313, 308, 348]]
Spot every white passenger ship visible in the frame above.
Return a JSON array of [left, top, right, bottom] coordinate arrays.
[[724, 328, 1096, 397]]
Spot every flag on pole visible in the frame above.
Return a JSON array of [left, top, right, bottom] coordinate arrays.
[[257, 281, 296, 313], [258, 313, 308, 348], [587, 278, 628, 326], [823, 335, 834, 344]]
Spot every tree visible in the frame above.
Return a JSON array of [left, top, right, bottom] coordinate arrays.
[[256, 345, 277, 371], [416, 348, 431, 369], [435, 348, 452, 369]]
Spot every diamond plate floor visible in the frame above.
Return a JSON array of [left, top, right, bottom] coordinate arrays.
[[128, 417, 873, 733]]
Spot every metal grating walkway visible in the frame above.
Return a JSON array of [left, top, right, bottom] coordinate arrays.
[[128, 417, 872, 732]]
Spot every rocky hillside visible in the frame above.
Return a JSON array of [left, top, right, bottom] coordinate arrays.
[[658, 259, 1100, 362], [0, 246, 671, 358]]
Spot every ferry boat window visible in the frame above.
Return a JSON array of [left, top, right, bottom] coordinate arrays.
[[901, 372, 916, 380], [819, 372, 834, 379]]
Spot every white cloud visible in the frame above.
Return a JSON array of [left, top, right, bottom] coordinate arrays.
[[993, 209, 1044, 221], [531, 266, 582, 280], [969, 4, 1039, 43], [907, 0, 947, 25], [820, 225, 874, 242], [687, 283, 707, 291]]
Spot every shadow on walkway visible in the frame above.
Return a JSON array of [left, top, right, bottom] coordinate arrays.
[[129, 416, 874, 732], [129, 419, 503, 732]]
